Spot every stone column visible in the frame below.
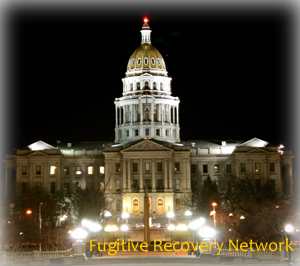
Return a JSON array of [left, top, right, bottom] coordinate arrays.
[[56, 162, 61, 192], [123, 159, 127, 190], [176, 105, 179, 125], [127, 159, 131, 191], [139, 159, 144, 192], [115, 105, 118, 125], [164, 159, 168, 190], [152, 159, 156, 192], [162, 104, 165, 125], [172, 106, 175, 124], [168, 159, 173, 189], [140, 101, 144, 123], [130, 105, 133, 125], [182, 159, 187, 189], [123, 106, 126, 124]]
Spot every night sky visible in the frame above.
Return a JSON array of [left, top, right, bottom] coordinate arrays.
[[4, 3, 295, 154]]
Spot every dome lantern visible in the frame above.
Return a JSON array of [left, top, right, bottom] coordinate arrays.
[[141, 18, 151, 44]]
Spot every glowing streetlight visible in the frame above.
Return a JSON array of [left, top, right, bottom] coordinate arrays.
[[26, 210, 32, 215], [104, 211, 112, 218], [199, 227, 215, 240], [185, 210, 193, 217], [81, 219, 102, 232], [285, 224, 294, 262], [120, 224, 129, 242], [168, 224, 175, 242], [124, 203, 131, 213], [167, 202, 173, 212], [210, 202, 217, 247], [167, 211, 175, 224], [176, 224, 188, 245], [240, 216, 245, 220], [71, 228, 88, 242]]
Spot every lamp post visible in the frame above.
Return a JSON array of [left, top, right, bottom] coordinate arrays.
[[285, 224, 294, 262], [188, 217, 205, 244], [176, 224, 188, 245], [104, 225, 118, 242], [168, 224, 175, 243], [121, 212, 130, 225], [39, 202, 43, 252], [167, 211, 175, 225], [210, 202, 217, 247], [185, 210, 193, 242], [100, 210, 112, 243], [120, 224, 129, 242]]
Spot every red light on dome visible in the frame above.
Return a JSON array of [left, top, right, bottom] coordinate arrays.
[[144, 18, 149, 23]]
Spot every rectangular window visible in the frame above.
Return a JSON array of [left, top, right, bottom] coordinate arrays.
[[214, 164, 220, 173], [116, 200, 121, 211], [76, 166, 81, 175], [36, 166, 41, 175], [115, 179, 120, 191], [240, 163, 246, 173], [165, 130, 169, 136], [145, 162, 150, 172], [50, 166, 57, 175], [203, 164, 208, 174], [36, 182, 41, 193], [157, 179, 163, 189], [156, 129, 160, 136], [133, 163, 138, 172], [22, 183, 27, 193], [64, 166, 69, 175], [270, 179, 276, 191], [64, 182, 70, 194], [115, 163, 121, 172], [50, 182, 55, 194], [176, 199, 180, 210], [132, 179, 139, 190], [126, 130, 129, 137], [100, 166, 105, 174], [145, 179, 151, 189], [87, 182, 93, 190], [135, 129, 139, 136], [226, 164, 231, 173], [175, 162, 180, 172], [88, 166, 93, 175], [256, 179, 261, 191], [22, 166, 27, 175], [255, 163, 261, 173], [191, 164, 196, 173], [145, 128, 149, 136], [157, 163, 162, 172], [175, 179, 180, 191], [270, 163, 275, 172]]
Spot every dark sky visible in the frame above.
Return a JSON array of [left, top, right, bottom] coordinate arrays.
[[4, 3, 294, 153]]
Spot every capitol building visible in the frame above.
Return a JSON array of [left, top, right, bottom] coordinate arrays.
[[4, 20, 294, 234]]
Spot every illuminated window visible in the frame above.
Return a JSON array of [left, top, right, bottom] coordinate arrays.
[[36, 182, 41, 193], [116, 163, 121, 172], [133, 163, 138, 172], [270, 163, 275, 172], [176, 199, 180, 210], [64, 182, 70, 194], [144, 58, 148, 64], [175, 162, 180, 172], [64, 166, 69, 175], [115, 179, 121, 191], [50, 182, 55, 194], [157, 198, 163, 214], [240, 163, 246, 173], [151, 58, 155, 64], [156, 129, 160, 136], [22, 166, 27, 175], [88, 166, 93, 175], [191, 164, 196, 173], [214, 164, 220, 173], [157, 163, 162, 172], [100, 166, 105, 174], [133, 199, 139, 214], [145, 162, 150, 172], [203, 164, 208, 174], [175, 179, 180, 191], [76, 166, 81, 175], [50, 166, 57, 175], [157, 58, 160, 65], [138, 58, 141, 65], [226, 164, 231, 173], [36, 166, 41, 175], [255, 163, 261, 173]]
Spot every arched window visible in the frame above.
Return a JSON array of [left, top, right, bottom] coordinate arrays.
[[144, 82, 149, 90], [151, 58, 155, 65], [153, 82, 156, 90], [157, 58, 161, 65], [130, 84, 133, 91], [132, 59, 135, 66], [137, 82, 140, 90], [144, 58, 148, 65], [133, 199, 139, 214], [138, 58, 141, 65], [157, 198, 163, 214]]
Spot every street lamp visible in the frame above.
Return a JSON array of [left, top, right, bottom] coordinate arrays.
[[104, 225, 118, 242], [199, 226, 216, 247], [188, 217, 205, 243], [120, 224, 129, 242], [121, 212, 130, 225], [167, 202, 173, 212], [82, 219, 102, 232], [124, 203, 131, 213], [285, 224, 294, 262], [210, 202, 217, 247], [167, 211, 175, 225], [176, 224, 188, 245], [168, 224, 175, 242]]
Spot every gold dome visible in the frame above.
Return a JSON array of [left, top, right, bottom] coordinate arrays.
[[126, 44, 167, 77]]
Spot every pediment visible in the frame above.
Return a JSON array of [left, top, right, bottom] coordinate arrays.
[[28, 140, 57, 151], [239, 137, 268, 148], [121, 139, 173, 152], [27, 151, 48, 156], [247, 148, 269, 154]]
